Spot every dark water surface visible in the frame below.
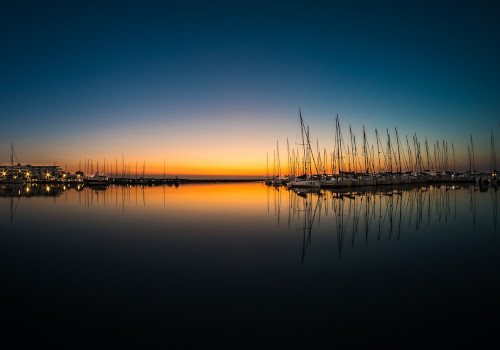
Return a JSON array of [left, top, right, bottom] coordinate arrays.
[[1, 183, 499, 348]]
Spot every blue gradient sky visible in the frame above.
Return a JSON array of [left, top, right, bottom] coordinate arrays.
[[1, 0, 499, 173]]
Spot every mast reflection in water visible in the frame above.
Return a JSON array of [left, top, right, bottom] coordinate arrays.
[[0, 182, 499, 348], [271, 184, 498, 263]]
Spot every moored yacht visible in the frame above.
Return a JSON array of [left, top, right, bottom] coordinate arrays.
[[287, 178, 321, 188], [84, 173, 109, 185]]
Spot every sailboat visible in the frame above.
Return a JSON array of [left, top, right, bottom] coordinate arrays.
[[84, 173, 109, 185], [287, 110, 321, 189], [84, 162, 109, 185], [0, 144, 25, 185]]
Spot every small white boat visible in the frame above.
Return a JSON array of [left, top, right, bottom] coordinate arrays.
[[84, 173, 109, 185]]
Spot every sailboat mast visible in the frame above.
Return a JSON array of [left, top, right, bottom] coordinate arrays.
[[266, 152, 269, 181], [386, 129, 392, 173], [10, 143, 14, 166], [468, 145, 472, 175], [436, 141, 441, 173], [299, 109, 306, 176], [306, 126, 312, 176], [491, 130, 497, 173], [371, 145, 375, 174], [287, 138, 290, 177], [375, 128, 381, 173], [302, 121, 319, 177], [405, 135, 412, 173], [395, 128, 401, 173], [443, 141, 447, 173], [471, 135, 476, 174], [452, 144, 456, 174], [433, 144, 437, 174], [324, 148, 327, 175], [425, 137, 430, 173], [273, 150, 276, 178], [349, 125, 353, 173], [363, 125, 370, 174], [416, 135, 420, 173], [316, 139, 321, 174], [336, 115, 342, 176], [276, 141, 281, 178], [353, 135, 358, 174]]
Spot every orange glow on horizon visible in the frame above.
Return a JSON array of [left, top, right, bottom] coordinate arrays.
[[10, 116, 484, 176], [61, 156, 475, 177]]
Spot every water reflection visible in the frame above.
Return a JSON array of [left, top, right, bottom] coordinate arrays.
[[0, 183, 78, 197], [1, 182, 498, 252], [1, 183, 82, 222], [268, 184, 498, 262], [1, 183, 267, 223], [0, 182, 499, 347]]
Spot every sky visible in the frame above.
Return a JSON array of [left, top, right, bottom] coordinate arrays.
[[1, 0, 499, 175]]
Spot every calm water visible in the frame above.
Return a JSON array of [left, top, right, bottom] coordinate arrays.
[[1, 182, 499, 348]]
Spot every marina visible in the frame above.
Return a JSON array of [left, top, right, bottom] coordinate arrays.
[[2, 1, 499, 347], [265, 111, 498, 189], [3, 111, 498, 190], [0, 145, 263, 186]]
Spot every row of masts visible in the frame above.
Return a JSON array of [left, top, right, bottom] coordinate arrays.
[[267, 110, 497, 180], [80, 156, 155, 179], [77, 155, 167, 180], [4, 144, 169, 180]]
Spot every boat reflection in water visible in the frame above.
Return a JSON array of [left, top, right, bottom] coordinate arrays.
[[1, 183, 94, 223], [1, 182, 499, 348], [268, 183, 498, 263], [0, 183, 85, 198]]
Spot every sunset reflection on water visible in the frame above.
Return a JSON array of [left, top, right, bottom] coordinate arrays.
[[0, 182, 499, 347]]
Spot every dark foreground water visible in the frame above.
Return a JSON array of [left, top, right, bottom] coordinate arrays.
[[1, 182, 499, 348]]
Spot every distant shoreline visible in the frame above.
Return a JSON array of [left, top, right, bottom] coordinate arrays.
[[8, 178, 267, 185]]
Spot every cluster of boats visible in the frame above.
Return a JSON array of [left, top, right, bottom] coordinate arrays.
[[266, 172, 485, 189], [265, 110, 498, 189], [1, 145, 110, 185]]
